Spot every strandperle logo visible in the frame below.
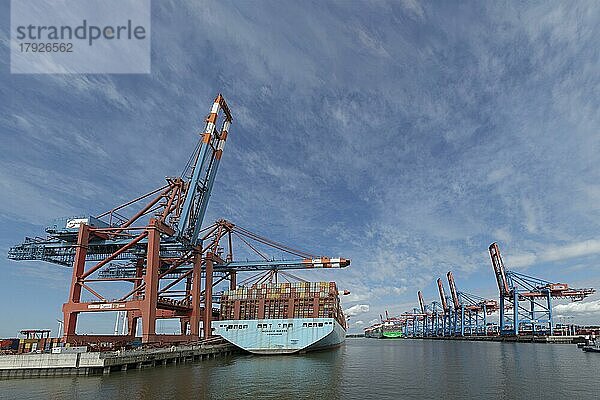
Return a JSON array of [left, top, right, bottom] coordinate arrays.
[[15, 19, 147, 46], [11, 0, 151, 74]]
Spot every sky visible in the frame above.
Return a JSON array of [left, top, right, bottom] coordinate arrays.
[[1, 1, 599, 336]]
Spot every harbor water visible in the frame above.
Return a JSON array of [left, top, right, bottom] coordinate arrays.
[[1, 338, 599, 399]]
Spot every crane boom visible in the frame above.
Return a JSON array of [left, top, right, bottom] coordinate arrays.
[[437, 278, 449, 312], [177, 94, 232, 246], [447, 271, 461, 309], [418, 291, 426, 314], [214, 257, 350, 272], [489, 242, 510, 297]]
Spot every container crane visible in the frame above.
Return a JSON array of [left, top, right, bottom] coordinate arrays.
[[399, 308, 427, 337], [446, 271, 498, 336], [489, 242, 594, 336], [8, 94, 350, 346], [429, 301, 445, 336], [436, 278, 453, 336], [418, 291, 443, 337], [418, 291, 427, 336]]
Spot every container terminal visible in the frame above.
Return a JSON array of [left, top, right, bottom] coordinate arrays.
[[2, 96, 598, 377], [1, 94, 351, 376], [365, 242, 595, 342]]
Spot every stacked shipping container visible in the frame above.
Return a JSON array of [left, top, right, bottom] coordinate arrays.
[[17, 337, 62, 354], [220, 281, 346, 329]]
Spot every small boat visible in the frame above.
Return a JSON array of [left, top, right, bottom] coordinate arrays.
[[582, 345, 600, 353], [580, 337, 599, 352]]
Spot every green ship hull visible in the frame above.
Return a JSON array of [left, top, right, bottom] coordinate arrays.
[[382, 330, 403, 338]]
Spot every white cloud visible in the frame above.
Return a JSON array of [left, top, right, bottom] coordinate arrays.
[[356, 29, 391, 59], [344, 304, 370, 317], [355, 320, 364, 326], [509, 239, 600, 268], [493, 228, 512, 245], [400, 0, 425, 19], [487, 166, 514, 184], [508, 252, 538, 269], [554, 299, 600, 316], [521, 198, 539, 234]]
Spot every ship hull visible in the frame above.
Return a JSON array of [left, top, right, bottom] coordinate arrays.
[[382, 331, 403, 338], [365, 330, 383, 339], [212, 317, 346, 355]]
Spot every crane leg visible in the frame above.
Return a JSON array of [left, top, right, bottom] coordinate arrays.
[[203, 255, 214, 339], [141, 223, 160, 343], [189, 254, 202, 337]]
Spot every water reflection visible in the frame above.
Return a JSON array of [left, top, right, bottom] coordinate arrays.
[[1, 339, 599, 400]]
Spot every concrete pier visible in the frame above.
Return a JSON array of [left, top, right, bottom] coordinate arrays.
[[0, 342, 237, 379]]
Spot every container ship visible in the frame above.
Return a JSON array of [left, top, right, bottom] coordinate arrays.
[[364, 324, 383, 338], [212, 281, 347, 354], [381, 320, 404, 338], [364, 320, 403, 338]]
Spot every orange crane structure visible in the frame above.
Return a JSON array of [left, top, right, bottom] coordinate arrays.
[[8, 94, 350, 346]]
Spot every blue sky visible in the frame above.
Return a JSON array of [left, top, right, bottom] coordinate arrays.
[[1, 1, 599, 336]]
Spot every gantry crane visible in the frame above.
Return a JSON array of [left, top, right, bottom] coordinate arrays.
[[436, 277, 453, 336], [489, 242, 593, 336], [398, 308, 427, 337], [418, 291, 444, 337], [417, 291, 433, 336], [446, 271, 498, 336], [417, 291, 427, 337], [8, 94, 350, 346]]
